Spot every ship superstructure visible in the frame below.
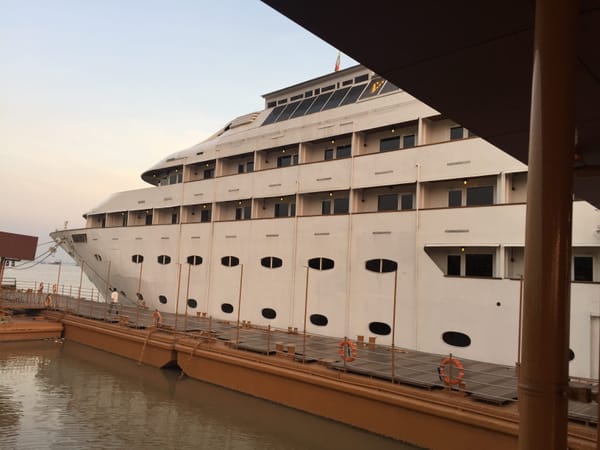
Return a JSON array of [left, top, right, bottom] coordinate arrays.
[[51, 65, 600, 378]]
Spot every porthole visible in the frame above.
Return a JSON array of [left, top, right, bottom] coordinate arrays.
[[131, 254, 144, 264], [158, 295, 168, 304], [442, 331, 471, 347], [221, 256, 240, 267], [365, 258, 398, 273], [221, 303, 234, 314], [369, 321, 391, 335], [187, 298, 198, 308], [94, 254, 102, 262], [136, 292, 144, 301], [307, 257, 335, 271], [310, 314, 328, 326], [261, 308, 277, 319], [260, 256, 283, 269], [157, 255, 171, 265], [569, 349, 575, 362], [187, 255, 203, 265]]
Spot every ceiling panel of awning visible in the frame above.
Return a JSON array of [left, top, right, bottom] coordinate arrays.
[[262, 0, 600, 207]]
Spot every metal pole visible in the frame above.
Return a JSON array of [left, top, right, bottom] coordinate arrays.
[[136, 261, 143, 328], [77, 261, 84, 315], [303, 266, 309, 364], [56, 261, 62, 291], [174, 263, 182, 332], [391, 268, 398, 383], [519, 1, 576, 448], [104, 261, 111, 321], [516, 275, 524, 377], [184, 263, 191, 332], [235, 264, 244, 347]]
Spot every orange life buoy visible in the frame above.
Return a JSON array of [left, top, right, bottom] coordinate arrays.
[[338, 338, 357, 362], [52, 284, 58, 294], [44, 295, 52, 308], [439, 356, 465, 385]]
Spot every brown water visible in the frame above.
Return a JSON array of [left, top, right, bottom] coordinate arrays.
[[0, 341, 421, 450]]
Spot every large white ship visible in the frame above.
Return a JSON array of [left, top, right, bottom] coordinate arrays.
[[51, 65, 600, 378]]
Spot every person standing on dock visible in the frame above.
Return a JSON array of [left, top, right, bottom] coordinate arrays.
[[109, 289, 119, 314]]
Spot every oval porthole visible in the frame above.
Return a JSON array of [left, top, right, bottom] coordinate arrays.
[[365, 258, 398, 273], [131, 254, 144, 264], [136, 292, 144, 301], [158, 295, 168, 304], [157, 255, 171, 265], [307, 257, 335, 271], [221, 256, 240, 267], [187, 298, 198, 308], [187, 255, 203, 265], [310, 314, 328, 326], [221, 303, 234, 314], [260, 256, 283, 269], [261, 308, 276, 319], [569, 349, 575, 362], [369, 321, 391, 335], [442, 331, 472, 347]]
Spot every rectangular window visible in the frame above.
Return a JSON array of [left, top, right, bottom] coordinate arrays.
[[200, 209, 211, 223], [324, 149, 334, 160], [290, 203, 296, 217], [401, 193, 413, 210], [244, 206, 251, 219], [466, 186, 494, 206], [122, 215, 128, 227], [448, 190, 462, 207], [274, 203, 288, 218], [322, 200, 331, 215], [203, 168, 214, 179], [145, 214, 152, 225], [450, 126, 464, 140], [235, 208, 242, 220], [378, 194, 398, 211], [246, 161, 254, 172], [169, 174, 178, 185], [336, 144, 351, 158], [238, 164, 245, 174], [333, 197, 349, 214], [465, 254, 493, 277], [574, 256, 593, 281], [380, 136, 400, 152], [402, 134, 416, 148], [277, 154, 298, 167], [447, 255, 461, 276], [171, 213, 179, 225]]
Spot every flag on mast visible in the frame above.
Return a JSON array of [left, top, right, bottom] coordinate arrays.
[[335, 51, 341, 72]]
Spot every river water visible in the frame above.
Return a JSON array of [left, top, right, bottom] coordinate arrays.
[[0, 263, 420, 450]]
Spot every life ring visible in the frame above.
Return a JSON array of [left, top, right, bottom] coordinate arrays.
[[439, 356, 465, 385], [44, 295, 53, 308], [338, 338, 357, 362], [152, 309, 163, 327], [52, 284, 58, 294]]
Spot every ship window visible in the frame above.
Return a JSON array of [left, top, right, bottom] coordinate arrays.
[[187, 298, 197, 308], [235, 206, 251, 220], [221, 256, 240, 267], [267, 101, 276, 108], [442, 331, 471, 347], [322, 84, 335, 92], [145, 214, 153, 225], [465, 254, 493, 277], [157, 255, 171, 265], [342, 79, 353, 86], [72, 233, 88, 243], [261, 308, 276, 319], [450, 126, 464, 140], [378, 194, 398, 211], [131, 254, 144, 264], [187, 255, 203, 265], [159, 295, 167, 304], [336, 144, 351, 158], [322, 87, 351, 111], [290, 97, 317, 119], [359, 77, 385, 100], [136, 292, 144, 301], [574, 256, 593, 282], [365, 259, 397, 273], [274, 202, 295, 218], [310, 314, 328, 327], [380, 136, 400, 152], [275, 101, 301, 122], [466, 186, 494, 206], [369, 322, 391, 335], [403, 134, 416, 148], [321, 200, 331, 215], [401, 193, 413, 210], [261, 256, 283, 269], [569, 349, 575, 361], [203, 168, 214, 179], [221, 303, 234, 314], [448, 190, 462, 207], [324, 149, 334, 160], [447, 255, 461, 276], [201, 209, 211, 223], [333, 198, 349, 214], [305, 92, 333, 115], [339, 84, 366, 106], [308, 257, 335, 271], [290, 94, 303, 101], [380, 81, 400, 94], [354, 74, 369, 83]]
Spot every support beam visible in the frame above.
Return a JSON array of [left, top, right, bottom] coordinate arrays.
[[518, 1, 577, 449]]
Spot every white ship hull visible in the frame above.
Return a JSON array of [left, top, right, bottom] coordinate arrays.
[[51, 65, 600, 378]]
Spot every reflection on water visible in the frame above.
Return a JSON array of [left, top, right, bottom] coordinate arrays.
[[0, 341, 419, 449]]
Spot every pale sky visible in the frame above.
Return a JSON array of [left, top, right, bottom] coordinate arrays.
[[1, 1, 355, 253]]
